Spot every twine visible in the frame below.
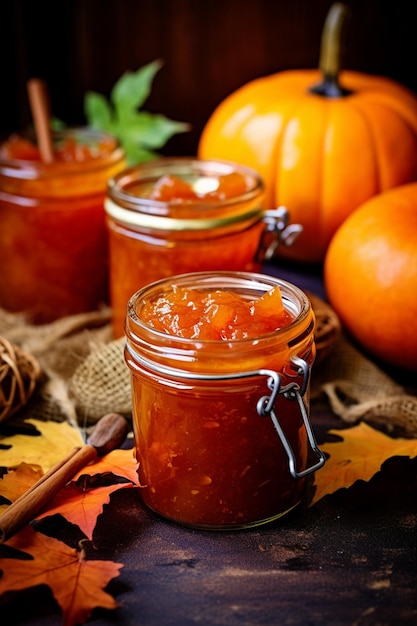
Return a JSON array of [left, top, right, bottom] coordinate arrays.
[[0, 336, 42, 422]]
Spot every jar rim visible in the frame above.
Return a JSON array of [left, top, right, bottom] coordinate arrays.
[[126, 271, 313, 347], [0, 127, 124, 179], [106, 157, 265, 231]]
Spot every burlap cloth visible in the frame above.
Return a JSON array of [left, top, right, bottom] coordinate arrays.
[[0, 300, 416, 437]]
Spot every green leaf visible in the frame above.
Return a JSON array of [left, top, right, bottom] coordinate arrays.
[[119, 112, 190, 150], [123, 142, 159, 165], [51, 117, 66, 130], [84, 92, 113, 132], [111, 60, 163, 118], [83, 59, 190, 165]]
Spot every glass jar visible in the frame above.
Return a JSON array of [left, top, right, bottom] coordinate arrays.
[[125, 271, 325, 530], [0, 127, 125, 323], [106, 158, 302, 337]]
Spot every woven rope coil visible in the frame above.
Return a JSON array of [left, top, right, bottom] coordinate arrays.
[[0, 336, 42, 423]]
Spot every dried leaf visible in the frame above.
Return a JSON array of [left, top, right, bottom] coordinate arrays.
[[311, 422, 417, 504], [0, 462, 42, 502], [0, 525, 122, 626], [73, 448, 139, 485], [0, 449, 138, 538], [36, 480, 134, 539], [0, 419, 84, 473]]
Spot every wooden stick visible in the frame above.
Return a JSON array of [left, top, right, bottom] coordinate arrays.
[[0, 413, 130, 542], [27, 78, 54, 163]]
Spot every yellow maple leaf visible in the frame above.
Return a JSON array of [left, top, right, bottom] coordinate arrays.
[[311, 422, 417, 505], [0, 419, 84, 473]]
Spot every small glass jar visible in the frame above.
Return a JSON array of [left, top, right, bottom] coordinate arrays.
[[106, 158, 302, 337], [125, 271, 325, 530], [0, 127, 125, 323]]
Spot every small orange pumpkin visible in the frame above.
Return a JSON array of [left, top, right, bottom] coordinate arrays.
[[198, 4, 417, 262], [324, 182, 417, 371]]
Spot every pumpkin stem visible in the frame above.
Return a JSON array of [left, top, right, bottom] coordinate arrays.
[[310, 2, 352, 98]]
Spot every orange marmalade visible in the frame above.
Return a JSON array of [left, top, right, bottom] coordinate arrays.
[[105, 158, 301, 338], [0, 128, 125, 323], [125, 271, 324, 529]]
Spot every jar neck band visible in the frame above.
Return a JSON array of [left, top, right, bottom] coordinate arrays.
[[105, 198, 262, 231], [126, 338, 283, 381]]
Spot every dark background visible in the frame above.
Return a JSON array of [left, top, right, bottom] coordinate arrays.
[[2, 0, 417, 156]]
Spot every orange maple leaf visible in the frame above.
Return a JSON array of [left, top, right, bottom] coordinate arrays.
[[0, 462, 43, 503], [0, 450, 139, 539], [35, 478, 136, 539], [0, 525, 122, 626], [72, 448, 139, 485], [311, 422, 417, 505]]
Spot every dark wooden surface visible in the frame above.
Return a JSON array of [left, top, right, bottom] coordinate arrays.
[[4, 411, 417, 626], [2, 0, 417, 156], [1, 265, 417, 626]]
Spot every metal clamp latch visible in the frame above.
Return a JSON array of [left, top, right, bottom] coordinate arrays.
[[257, 356, 326, 479], [256, 206, 303, 263]]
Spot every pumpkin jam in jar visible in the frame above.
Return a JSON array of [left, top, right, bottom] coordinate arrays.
[[0, 128, 125, 323], [106, 158, 301, 337], [125, 271, 325, 529]]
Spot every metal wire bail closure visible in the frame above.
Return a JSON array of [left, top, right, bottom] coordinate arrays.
[[257, 356, 326, 479], [255, 206, 303, 263]]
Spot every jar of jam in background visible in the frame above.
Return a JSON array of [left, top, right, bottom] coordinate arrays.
[[106, 158, 302, 337], [125, 271, 325, 530], [0, 128, 125, 323]]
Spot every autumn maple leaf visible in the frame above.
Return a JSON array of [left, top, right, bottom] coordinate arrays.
[[35, 479, 135, 539], [311, 422, 417, 505], [34, 448, 140, 538], [0, 525, 122, 626], [0, 418, 84, 473], [0, 462, 43, 510], [0, 449, 140, 539], [72, 448, 139, 485]]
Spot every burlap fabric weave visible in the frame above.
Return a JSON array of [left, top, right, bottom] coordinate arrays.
[[0, 301, 416, 436], [0, 307, 117, 429], [311, 334, 417, 436]]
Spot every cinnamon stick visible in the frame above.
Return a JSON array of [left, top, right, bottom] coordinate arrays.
[[27, 78, 54, 163]]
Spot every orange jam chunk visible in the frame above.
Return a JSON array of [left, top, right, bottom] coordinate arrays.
[[147, 172, 252, 202], [207, 171, 250, 199], [141, 285, 293, 340], [149, 174, 201, 201]]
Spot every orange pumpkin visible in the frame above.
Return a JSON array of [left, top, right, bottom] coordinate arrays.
[[198, 4, 417, 263]]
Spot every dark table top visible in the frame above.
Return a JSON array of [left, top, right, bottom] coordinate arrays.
[[2, 262, 417, 626]]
